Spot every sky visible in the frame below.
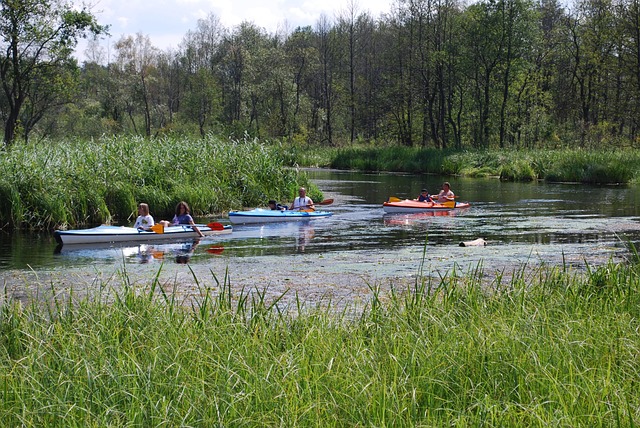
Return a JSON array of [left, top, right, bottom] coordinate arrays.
[[75, 0, 393, 61]]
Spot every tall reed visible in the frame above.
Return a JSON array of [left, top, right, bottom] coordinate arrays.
[[327, 146, 640, 184], [0, 135, 316, 229]]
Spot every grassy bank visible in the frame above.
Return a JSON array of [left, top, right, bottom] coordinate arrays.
[[326, 146, 640, 184], [0, 136, 320, 230], [1, 260, 639, 426]]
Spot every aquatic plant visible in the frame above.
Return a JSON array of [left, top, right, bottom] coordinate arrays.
[[0, 135, 312, 229], [320, 146, 640, 184], [1, 260, 639, 426]]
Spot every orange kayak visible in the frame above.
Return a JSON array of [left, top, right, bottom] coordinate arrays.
[[382, 199, 471, 213]]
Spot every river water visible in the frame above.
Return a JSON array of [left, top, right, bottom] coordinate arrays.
[[2, 170, 640, 306]]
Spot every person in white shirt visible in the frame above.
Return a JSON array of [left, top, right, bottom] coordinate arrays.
[[290, 187, 314, 210], [134, 203, 155, 230]]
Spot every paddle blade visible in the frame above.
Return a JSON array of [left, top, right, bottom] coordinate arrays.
[[206, 245, 224, 254], [441, 200, 456, 208], [388, 196, 402, 202], [150, 224, 164, 234], [317, 198, 334, 205], [207, 222, 225, 231]]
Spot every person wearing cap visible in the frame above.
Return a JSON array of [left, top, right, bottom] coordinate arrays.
[[417, 189, 432, 202], [268, 200, 287, 210]]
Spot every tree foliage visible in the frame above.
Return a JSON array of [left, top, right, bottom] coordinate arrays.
[[0, 0, 106, 145], [6, 0, 640, 149]]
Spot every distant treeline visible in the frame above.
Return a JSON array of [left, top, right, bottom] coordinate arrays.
[[5, 0, 640, 149]]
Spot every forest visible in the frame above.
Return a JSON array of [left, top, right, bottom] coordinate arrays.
[[3, 0, 640, 150]]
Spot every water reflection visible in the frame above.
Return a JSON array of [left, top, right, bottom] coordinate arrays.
[[137, 245, 161, 264], [219, 220, 321, 256], [154, 239, 200, 264], [53, 238, 223, 265], [382, 208, 464, 226], [295, 223, 315, 252]]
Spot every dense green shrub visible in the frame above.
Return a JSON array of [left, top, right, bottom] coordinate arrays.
[[0, 135, 314, 229], [500, 160, 537, 181]]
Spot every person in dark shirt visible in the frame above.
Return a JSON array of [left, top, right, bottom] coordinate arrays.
[[417, 189, 432, 202], [268, 200, 288, 210], [159, 201, 204, 237]]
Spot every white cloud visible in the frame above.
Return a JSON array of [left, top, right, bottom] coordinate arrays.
[[75, 0, 391, 60]]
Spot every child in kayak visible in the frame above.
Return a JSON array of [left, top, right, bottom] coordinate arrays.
[[268, 200, 288, 210], [417, 189, 432, 202], [134, 203, 155, 230]]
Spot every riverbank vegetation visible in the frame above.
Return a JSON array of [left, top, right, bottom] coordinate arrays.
[[2, 136, 636, 231], [0, 136, 318, 230], [281, 143, 640, 184], [318, 146, 640, 184], [1, 258, 639, 425]]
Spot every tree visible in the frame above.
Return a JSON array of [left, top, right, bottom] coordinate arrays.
[[378, 10, 413, 146], [461, 0, 509, 148], [114, 34, 160, 137], [617, 0, 640, 139], [180, 13, 225, 135], [336, 0, 362, 144], [494, 0, 536, 148], [284, 26, 319, 140], [315, 14, 339, 145], [0, 0, 106, 144]]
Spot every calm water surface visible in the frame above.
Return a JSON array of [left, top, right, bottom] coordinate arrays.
[[2, 170, 640, 298]]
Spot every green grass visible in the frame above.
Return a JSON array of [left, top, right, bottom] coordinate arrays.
[[1, 259, 639, 426], [325, 146, 640, 184], [0, 135, 321, 229]]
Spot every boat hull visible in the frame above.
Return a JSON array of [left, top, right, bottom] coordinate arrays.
[[228, 208, 333, 224], [54, 224, 232, 245], [382, 199, 470, 213]]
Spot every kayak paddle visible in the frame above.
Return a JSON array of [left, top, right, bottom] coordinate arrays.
[[297, 198, 334, 211], [150, 222, 224, 234]]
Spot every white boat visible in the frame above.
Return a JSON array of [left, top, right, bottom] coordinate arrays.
[[228, 208, 333, 224], [54, 223, 232, 245]]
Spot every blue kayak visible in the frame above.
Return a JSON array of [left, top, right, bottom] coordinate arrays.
[[228, 208, 333, 224]]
